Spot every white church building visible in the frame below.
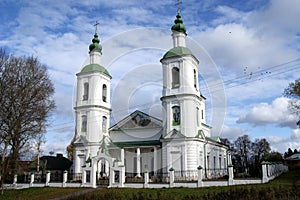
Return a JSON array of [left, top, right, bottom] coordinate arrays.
[[72, 8, 231, 184]]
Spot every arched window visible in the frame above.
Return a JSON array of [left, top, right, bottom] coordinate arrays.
[[81, 115, 87, 132], [102, 116, 107, 133], [194, 69, 197, 89], [172, 67, 180, 88], [83, 83, 89, 100], [102, 84, 107, 102], [172, 106, 180, 126]]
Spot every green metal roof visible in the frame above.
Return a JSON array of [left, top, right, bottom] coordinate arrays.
[[78, 64, 110, 77], [89, 33, 102, 53], [162, 46, 194, 59], [171, 11, 186, 34], [113, 140, 161, 148]]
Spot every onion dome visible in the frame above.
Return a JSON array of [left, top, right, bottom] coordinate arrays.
[[89, 33, 102, 53], [171, 10, 186, 34]]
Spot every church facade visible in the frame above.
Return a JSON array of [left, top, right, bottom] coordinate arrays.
[[72, 9, 230, 183]]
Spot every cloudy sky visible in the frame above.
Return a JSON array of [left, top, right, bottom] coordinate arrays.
[[0, 0, 299, 156]]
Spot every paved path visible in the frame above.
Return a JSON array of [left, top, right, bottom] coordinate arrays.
[[49, 188, 97, 200]]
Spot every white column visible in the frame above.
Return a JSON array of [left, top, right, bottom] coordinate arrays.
[[13, 174, 17, 186], [118, 166, 125, 187], [228, 166, 234, 185], [121, 148, 125, 166], [63, 171, 68, 187], [153, 146, 157, 174], [197, 169, 203, 187], [144, 171, 149, 188], [136, 148, 141, 177], [109, 169, 114, 188], [105, 160, 109, 177], [82, 170, 86, 186], [45, 172, 50, 186], [262, 164, 268, 183], [91, 164, 97, 188], [169, 170, 174, 188], [30, 173, 34, 187]]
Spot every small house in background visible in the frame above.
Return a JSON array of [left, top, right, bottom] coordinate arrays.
[[285, 153, 300, 170], [40, 153, 72, 182]]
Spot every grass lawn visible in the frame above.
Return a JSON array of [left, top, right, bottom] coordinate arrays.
[[1, 170, 300, 200], [0, 187, 88, 200]]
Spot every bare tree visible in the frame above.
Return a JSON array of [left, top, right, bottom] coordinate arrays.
[[0, 49, 55, 189], [284, 78, 300, 127], [234, 135, 252, 173], [252, 138, 271, 162]]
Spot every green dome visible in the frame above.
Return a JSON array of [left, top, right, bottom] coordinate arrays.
[[171, 11, 186, 34], [79, 64, 110, 77], [89, 33, 102, 53], [162, 46, 194, 59]]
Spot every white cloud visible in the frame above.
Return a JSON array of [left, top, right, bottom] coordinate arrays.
[[291, 129, 300, 140], [237, 97, 298, 128], [219, 125, 246, 140]]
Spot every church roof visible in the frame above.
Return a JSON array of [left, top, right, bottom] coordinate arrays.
[[89, 33, 102, 53], [162, 46, 194, 59], [171, 10, 186, 34], [78, 63, 111, 77]]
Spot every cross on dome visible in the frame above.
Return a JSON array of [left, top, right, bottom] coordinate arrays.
[[175, 0, 182, 13], [94, 21, 99, 33]]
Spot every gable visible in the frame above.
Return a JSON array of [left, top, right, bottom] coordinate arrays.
[[164, 129, 186, 139], [110, 110, 162, 131]]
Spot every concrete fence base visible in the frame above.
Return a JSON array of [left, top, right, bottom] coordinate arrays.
[[5, 163, 288, 189]]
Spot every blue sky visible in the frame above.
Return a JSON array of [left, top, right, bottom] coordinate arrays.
[[0, 0, 299, 156]]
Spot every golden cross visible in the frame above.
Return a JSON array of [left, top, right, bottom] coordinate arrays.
[[175, 0, 182, 12], [94, 21, 99, 33]]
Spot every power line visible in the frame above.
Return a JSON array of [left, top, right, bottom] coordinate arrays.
[[46, 58, 300, 131]]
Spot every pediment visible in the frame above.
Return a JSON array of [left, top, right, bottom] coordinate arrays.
[[73, 135, 88, 144], [110, 110, 162, 131], [164, 129, 185, 139]]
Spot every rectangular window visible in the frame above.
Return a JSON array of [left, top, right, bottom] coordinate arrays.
[[81, 115, 87, 132], [83, 83, 89, 100]]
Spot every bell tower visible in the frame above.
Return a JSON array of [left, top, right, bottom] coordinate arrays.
[[160, 9, 207, 138], [73, 22, 112, 174]]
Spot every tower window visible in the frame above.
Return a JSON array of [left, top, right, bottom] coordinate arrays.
[[102, 116, 107, 133], [172, 106, 180, 126], [81, 115, 87, 132], [194, 69, 197, 89], [201, 110, 204, 120], [102, 84, 107, 102], [83, 83, 89, 100], [172, 67, 180, 88]]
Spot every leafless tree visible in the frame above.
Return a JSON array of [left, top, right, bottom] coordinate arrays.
[[284, 78, 300, 127], [0, 49, 55, 190], [234, 135, 252, 173]]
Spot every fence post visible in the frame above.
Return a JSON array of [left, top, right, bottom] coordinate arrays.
[[261, 162, 269, 183], [197, 166, 203, 187], [13, 174, 18, 187], [45, 171, 50, 186], [228, 165, 234, 186], [119, 166, 125, 187], [169, 168, 174, 188], [81, 170, 86, 186], [62, 171, 68, 187], [30, 173, 34, 187], [144, 171, 149, 188]]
